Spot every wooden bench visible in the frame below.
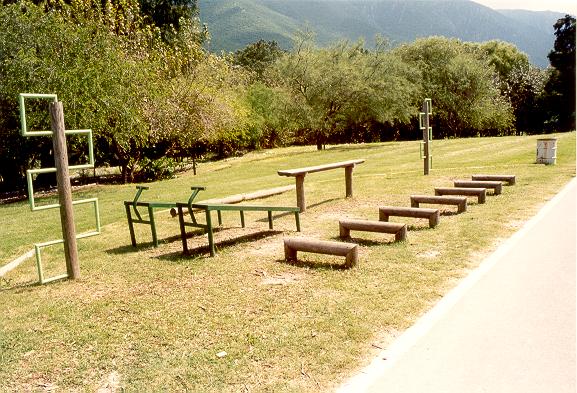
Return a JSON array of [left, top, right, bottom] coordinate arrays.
[[435, 187, 486, 204], [410, 195, 467, 213], [278, 159, 365, 212], [284, 238, 359, 268], [176, 202, 301, 256], [472, 174, 516, 185], [379, 206, 440, 228], [454, 180, 502, 195], [339, 219, 407, 242]]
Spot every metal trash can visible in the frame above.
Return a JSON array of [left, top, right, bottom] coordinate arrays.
[[536, 138, 557, 165]]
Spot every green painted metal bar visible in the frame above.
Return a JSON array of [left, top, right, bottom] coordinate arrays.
[[19, 93, 58, 136], [205, 209, 215, 256], [193, 203, 301, 213]]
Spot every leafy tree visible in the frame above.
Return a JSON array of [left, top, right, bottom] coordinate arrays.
[[233, 40, 285, 81], [544, 15, 576, 131], [394, 37, 514, 137], [272, 36, 420, 149]]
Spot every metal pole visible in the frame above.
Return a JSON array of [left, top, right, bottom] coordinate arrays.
[[49, 102, 80, 279], [422, 100, 430, 176]]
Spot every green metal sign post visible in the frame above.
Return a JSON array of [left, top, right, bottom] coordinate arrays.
[[419, 98, 433, 175], [19, 93, 101, 284]]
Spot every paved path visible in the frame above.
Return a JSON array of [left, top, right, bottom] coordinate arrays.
[[338, 178, 576, 393]]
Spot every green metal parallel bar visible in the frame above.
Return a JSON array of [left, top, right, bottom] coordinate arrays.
[[193, 203, 300, 213]]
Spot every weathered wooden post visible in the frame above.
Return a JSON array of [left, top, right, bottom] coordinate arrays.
[[49, 102, 80, 279]]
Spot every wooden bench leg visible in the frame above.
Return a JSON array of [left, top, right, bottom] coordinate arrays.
[[268, 211, 273, 230], [294, 212, 301, 232], [395, 226, 407, 242], [458, 201, 467, 213], [339, 223, 351, 239], [411, 199, 419, 208], [296, 174, 306, 213], [379, 210, 389, 221], [284, 243, 297, 261], [345, 246, 358, 268], [429, 211, 440, 228], [345, 166, 353, 198]]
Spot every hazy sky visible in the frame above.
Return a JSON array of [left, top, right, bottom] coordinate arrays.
[[473, 0, 577, 15]]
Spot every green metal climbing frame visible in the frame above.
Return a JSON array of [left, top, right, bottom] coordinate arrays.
[[19, 93, 101, 284]]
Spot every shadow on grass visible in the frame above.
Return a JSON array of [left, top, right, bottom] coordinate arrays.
[[0, 277, 41, 292], [407, 224, 435, 231], [329, 236, 391, 246], [276, 257, 351, 271], [157, 230, 283, 262]]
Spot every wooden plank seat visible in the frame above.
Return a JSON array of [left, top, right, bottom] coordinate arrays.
[[435, 187, 486, 204], [284, 237, 359, 268], [410, 195, 467, 213], [278, 159, 365, 212], [378, 206, 440, 228], [339, 219, 407, 242], [177, 202, 301, 257], [454, 180, 502, 195], [472, 174, 516, 185]]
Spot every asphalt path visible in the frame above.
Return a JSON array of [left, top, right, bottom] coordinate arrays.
[[338, 178, 576, 393]]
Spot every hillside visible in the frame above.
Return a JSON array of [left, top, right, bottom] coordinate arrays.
[[198, 0, 564, 67]]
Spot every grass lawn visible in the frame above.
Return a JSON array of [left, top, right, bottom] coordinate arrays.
[[1, 132, 575, 392]]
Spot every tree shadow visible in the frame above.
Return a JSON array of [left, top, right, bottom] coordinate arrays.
[[276, 257, 351, 271], [158, 230, 284, 261], [329, 236, 391, 246]]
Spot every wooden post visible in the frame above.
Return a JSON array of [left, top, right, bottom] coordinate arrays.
[[345, 165, 354, 198], [296, 174, 306, 212], [49, 102, 80, 279], [422, 100, 430, 176]]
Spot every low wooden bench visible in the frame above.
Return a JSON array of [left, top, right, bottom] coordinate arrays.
[[284, 238, 359, 268], [278, 159, 365, 212], [339, 219, 407, 242], [472, 174, 516, 185], [177, 202, 300, 256], [379, 206, 440, 228], [410, 195, 467, 213], [435, 187, 486, 204], [454, 180, 502, 195]]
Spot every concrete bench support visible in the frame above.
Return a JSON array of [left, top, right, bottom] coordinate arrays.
[[278, 159, 365, 212], [454, 180, 502, 195], [339, 219, 407, 242], [472, 174, 516, 185], [284, 238, 359, 268], [435, 187, 486, 204], [379, 206, 440, 228], [410, 195, 467, 213]]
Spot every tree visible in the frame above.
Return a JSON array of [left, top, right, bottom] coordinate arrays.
[[233, 40, 285, 81], [393, 37, 514, 137], [544, 15, 576, 131], [271, 36, 420, 149]]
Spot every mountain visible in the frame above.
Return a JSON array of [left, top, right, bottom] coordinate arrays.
[[198, 0, 565, 67]]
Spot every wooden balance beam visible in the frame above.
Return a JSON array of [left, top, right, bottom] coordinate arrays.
[[278, 159, 365, 212], [378, 206, 440, 228], [339, 219, 407, 242], [472, 174, 516, 185], [434, 187, 486, 204], [284, 238, 359, 268], [410, 195, 468, 213], [454, 180, 502, 195]]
